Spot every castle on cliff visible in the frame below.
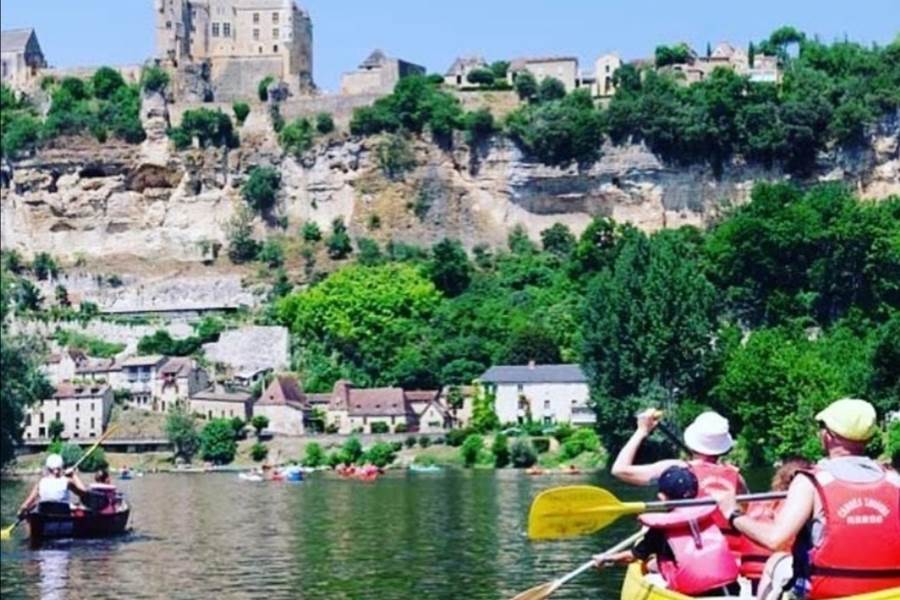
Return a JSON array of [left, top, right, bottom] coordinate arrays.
[[154, 0, 314, 100]]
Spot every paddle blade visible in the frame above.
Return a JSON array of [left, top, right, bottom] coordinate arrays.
[[528, 486, 646, 540], [509, 580, 557, 600], [1, 521, 18, 540]]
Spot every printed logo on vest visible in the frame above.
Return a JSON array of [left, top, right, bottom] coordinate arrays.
[[836, 497, 891, 525]]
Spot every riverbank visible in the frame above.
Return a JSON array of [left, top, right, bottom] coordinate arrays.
[[6, 434, 608, 476]]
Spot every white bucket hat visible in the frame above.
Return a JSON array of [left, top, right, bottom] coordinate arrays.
[[45, 453, 64, 470], [683, 412, 734, 456]]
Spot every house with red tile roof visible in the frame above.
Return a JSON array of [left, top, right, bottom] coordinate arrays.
[[254, 375, 312, 436]]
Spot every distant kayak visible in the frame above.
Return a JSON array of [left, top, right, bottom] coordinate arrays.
[[409, 464, 442, 473], [238, 472, 264, 482], [526, 467, 545, 476]]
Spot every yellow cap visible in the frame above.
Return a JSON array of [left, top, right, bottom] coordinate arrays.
[[815, 398, 878, 442]]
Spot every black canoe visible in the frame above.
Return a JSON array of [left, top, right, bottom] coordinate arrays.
[[25, 500, 130, 544]]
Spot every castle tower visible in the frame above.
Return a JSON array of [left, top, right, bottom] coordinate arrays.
[[154, 0, 192, 65]]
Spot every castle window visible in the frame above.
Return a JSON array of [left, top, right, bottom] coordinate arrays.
[[166, 21, 172, 29], [253, 12, 260, 24], [212, 23, 220, 37], [223, 23, 231, 37], [253, 29, 259, 41], [272, 12, 280, 24], [273, 28, 279, 39], [273, 45, 278, 53]]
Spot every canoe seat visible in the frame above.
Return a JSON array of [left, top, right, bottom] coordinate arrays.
[[37, 501, 71, 516], [82, 491, 112, 513]]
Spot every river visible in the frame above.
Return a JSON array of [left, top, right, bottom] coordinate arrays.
[[0, 468, 772, 599]]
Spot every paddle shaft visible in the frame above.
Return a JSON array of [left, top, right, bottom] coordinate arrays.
[[69, 425, 118, 472], [656, 422, 692, 454], [556, 528, 645, 588], [644, 491, 787, 511]]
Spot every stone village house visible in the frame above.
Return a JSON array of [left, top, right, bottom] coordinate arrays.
[[23, 383, 113, 442], [0, 28, 46, 87], [189, 387, 254, 421], [479, 363, 595, 427], [340, 49, 425, 96]]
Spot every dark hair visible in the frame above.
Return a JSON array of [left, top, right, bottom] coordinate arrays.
[[658, 466, 698, 500], [94, 469, 111, 484]]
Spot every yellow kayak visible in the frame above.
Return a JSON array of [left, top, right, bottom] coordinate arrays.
[[621, 563, 900, 600]]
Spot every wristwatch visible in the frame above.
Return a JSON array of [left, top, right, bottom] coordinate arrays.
[[728, 508, 744, 528]]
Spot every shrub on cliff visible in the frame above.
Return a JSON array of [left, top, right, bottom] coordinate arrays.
[[226, 206, 261, 264], [170, 108, 238, 150], [325, 218, 353, 259], [258, 75, 275, 102], [466, 68, 495, 86], [242, 166, 281, 212], [233, 101, 250, 125], [315, 112, 335, 135], [141, 66, 170, 93], [278, 117, 314, 157], [376, 133, 416, 179], [349, 75, 463, 138], [513, 71, 538, 101], [91, 67, 125, 100]]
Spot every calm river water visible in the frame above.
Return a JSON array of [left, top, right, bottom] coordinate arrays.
[[0, 468, 771, 600]]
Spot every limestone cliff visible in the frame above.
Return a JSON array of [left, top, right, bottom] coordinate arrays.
[[2, 93, 897, 266]]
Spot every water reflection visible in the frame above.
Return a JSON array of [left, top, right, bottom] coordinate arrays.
[[1, 469, 755, 599]]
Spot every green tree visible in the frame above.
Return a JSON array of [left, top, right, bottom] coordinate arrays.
[[303, 442, 325, 467], [364, 441, 396, 467], [257, 239, 284, 268], [91, 67, 125, 100], [32, 252, 59, 280], [301, 221, 322, 243], [250, 415, 269, 437], [250, 442, 268, 462], [654, 43, 693, 67], [466, 68, 495, 86], [492, 433, 510, 467], [227, 206, 260, 264], [510, 439, 538, 468], [166, 406, 200, 461], [242, 167, 281, 213], [326, 218, 353, 260], [315, 112, 335, 134], [48, 419, 65, 441], [230, 417, 246, 439], [463, 108, 495, 144], [141, 66, 170, 93], [561, 427, 600, 459], [537, 77, 566, 102], [489, 61, 510, 81], [370, 421, 389, 434], [200, 418, 237, 464], [470, 385, 500, 433], [513, 71, 538, 101], [541, 223, 576, 257], [279, 117, 314, 157], [357, 238, 384, 266], [427, 239, 472, 297], [342, 436, 364, 464], [171, 108, 238, 149], [258, 75, 275, 102], [583, 228, 717, 451], [233, 101, 250, 125], [460, 434, 484, 467]]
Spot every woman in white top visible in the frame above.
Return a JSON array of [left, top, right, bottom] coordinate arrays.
[[18, 454, 88, 516]]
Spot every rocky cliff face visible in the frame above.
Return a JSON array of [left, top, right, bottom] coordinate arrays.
[[2, 93, 897, 265]]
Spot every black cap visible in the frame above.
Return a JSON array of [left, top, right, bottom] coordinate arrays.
[[658, 466, 698, 500]]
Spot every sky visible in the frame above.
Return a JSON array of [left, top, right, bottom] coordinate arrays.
[[1, 1, 897, 92]]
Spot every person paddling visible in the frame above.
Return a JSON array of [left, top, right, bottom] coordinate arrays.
[[716, 398, 900, 600], [611, 410, 750, 558], [601, 466, 740, 595], [17, 454, 89, 517]]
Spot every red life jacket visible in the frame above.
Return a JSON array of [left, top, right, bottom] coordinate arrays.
[[738, 501, 783, 580], [689, 460, 773, 579], [800, 464, 900, 599], [638, 505, 740, 595]]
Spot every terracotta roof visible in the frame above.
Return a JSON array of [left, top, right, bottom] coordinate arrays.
[[347, 387, 407, 417], [122, 355, 165, 368], [445, 55, 487, 76], [404, 390, 439, 402], [76, 358, 122, 374], [1, 28, 34, 53], [159, 357, 193, 377], [257, 375, 308, 410], [53, 382, 110, 399], [190, 388, 252, 403]]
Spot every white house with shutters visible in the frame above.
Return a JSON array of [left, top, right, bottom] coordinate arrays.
[[479, 363, 594, 427]]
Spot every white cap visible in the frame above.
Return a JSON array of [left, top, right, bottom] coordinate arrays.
[[683, 412, 734, 456], [45, 454, 64, 470]]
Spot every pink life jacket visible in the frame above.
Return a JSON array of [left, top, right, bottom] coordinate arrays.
[[638, 505, 740, 596]]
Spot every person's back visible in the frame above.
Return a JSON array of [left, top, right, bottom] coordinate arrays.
[[795, 455, 900, 598], [38, 475, 70, 504]]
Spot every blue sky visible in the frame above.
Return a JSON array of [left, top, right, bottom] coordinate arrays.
[[2, 1, 897, 92]]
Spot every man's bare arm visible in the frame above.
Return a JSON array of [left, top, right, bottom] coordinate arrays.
[[730, 476, 816, 550]]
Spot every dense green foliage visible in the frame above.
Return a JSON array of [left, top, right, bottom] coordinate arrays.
[[315, 112, 335, 135], [200, 418, 237, 464], [59, 444, 108, 472], [302, 442, 325, 467], [170, 108, 239, 150], [492, 433, 510, 467], [226, 207, 261, 264], [54, 329, 125, 358], [1, 272, 53, 467], [250, 442, 268, 462], [274, 182, 896, 465], [279, 117, 315, 157], [141, 66, 170, 93], [364, 441, 396, 467], [510, 439, 538, 468], [461, 434, 484, 467], [137, 317, 223, 356], [242, 167, 281, 212], [233, 101, 250, 125]]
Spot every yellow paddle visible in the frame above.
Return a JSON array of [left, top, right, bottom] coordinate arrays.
[[510, 528, 645, 600], [1, 425, 118, 541], [528, 485, 786, 540]]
